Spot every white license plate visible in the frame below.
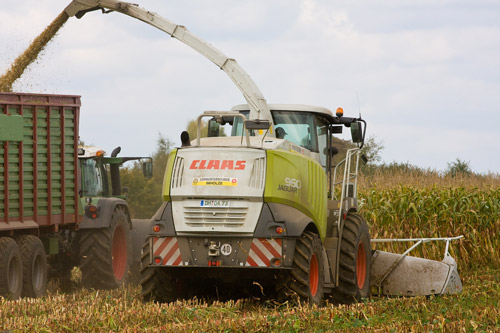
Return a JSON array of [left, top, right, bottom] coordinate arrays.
[[200, 200, 230, 208]]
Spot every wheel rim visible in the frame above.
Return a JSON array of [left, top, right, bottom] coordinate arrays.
[[356, 241, 367, 289], [309, 254, 319, 296], [112, 225, 127, 281], [8, 255, 21, 294]]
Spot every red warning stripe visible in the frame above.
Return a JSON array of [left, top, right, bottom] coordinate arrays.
[[245, 238, 282, 267]]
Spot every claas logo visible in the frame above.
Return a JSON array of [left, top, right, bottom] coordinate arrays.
[[189, 160, 246, 170]]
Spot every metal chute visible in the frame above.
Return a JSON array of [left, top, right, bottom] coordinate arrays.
[[370, 236, 463, 296]]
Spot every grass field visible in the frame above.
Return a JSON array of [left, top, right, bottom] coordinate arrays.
[[1, 175, 499, 331]]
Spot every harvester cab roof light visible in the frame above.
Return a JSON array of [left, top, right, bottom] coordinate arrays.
[[336, 107, 344, 117], [96, 150, 105, 158]]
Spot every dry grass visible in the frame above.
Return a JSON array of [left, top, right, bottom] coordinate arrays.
[[0, 11, 68, 92]]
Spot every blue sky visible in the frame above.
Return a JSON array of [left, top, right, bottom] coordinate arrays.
[[1, 0, 499, 173]]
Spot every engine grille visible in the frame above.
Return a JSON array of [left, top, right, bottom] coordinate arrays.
[[183, 205, 248, 228], [249, 157, 266, 189], [171, 157, 185, 188]]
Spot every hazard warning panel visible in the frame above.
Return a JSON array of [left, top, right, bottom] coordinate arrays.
[[152, 237, 183, 266], [245, 238, 282, 267]]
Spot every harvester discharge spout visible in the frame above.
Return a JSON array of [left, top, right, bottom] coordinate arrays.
[[370, 236, 463, 297], [64, 0, 273, 127]]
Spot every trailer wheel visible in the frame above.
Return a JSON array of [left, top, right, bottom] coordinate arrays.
[[17, 235, 48, 298], [0, 237, 23, 299], [277, 231, 324, 305], [140, 240, 177, 303], [331, 213, 371, 304], [80, 206, 131, 289]]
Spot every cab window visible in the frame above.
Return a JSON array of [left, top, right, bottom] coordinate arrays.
[[316, 116, 329, 168], [272, 111, 318, 152]]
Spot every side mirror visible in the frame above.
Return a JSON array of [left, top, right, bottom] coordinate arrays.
[[351, 122, 363, 143], [244, 119, 271, 130], [142, 159, 153, 179]]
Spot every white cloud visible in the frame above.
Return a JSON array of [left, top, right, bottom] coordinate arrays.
[[1, 0, 500, 173]]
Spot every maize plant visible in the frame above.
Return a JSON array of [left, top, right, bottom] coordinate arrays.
[[359, 186, 500, 270]]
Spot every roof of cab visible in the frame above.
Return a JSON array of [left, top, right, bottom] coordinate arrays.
[[231, 104, 334, 117]]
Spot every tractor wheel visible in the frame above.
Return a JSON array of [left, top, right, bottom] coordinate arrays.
[[17, 235, 48, 298], [277, 231, 325, 305], [140, 239, 177, 303], [331, 213, 371, 304], [0, 237, 23, 299], [80, 206, 131, 289]]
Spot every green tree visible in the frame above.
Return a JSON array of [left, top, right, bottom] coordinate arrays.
[[121, 133, 174, 218], [186, 119, 208, 140], [446, 158, 472, 177], [359, 136, 384, 174]]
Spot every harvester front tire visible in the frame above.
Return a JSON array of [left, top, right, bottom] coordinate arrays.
[[18, 235, 48, 298], [331, 213, 371, 304], [0, 237, 23, 300], [277, 231, 324, 305], [140, 240, 177, 303], [80, 206, 131, 289]]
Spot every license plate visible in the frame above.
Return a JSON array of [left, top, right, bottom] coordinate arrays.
[[200, 200, 230, 208]]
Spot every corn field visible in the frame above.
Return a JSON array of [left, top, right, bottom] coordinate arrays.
[[1, 175, 499, 331], [358, 175, 500, 271]]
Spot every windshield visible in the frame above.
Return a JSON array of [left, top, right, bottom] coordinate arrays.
[[272, 111, 318, 152], [80, 158, 104, 196]]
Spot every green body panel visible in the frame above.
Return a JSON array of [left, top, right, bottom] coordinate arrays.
[[0, 93, 80, 225], [264, 150, 327, 239], [0, 114, 23, 141], [162, 149, 178, 202]]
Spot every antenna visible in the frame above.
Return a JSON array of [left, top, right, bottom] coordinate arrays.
[[356, 91, 362, 118]]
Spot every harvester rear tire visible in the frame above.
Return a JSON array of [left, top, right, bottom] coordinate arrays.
[[0, 237, 23, 300], [277, 231, 325, 305], [80, 206, 131, 289], [18, 235, 47, 298], [331, 213, 371, 304], [140, 240, 177, 303]]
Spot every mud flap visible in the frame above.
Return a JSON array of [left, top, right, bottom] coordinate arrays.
[[371, 250, 463, 296]]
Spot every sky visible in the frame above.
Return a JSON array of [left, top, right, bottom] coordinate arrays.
[[1, 0, 499, 173]]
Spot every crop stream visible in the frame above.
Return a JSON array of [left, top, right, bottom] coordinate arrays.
[[0, 11, 68, 92]]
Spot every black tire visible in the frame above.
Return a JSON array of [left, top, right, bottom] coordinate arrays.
[[140, 239, 177, 303], [130, 219, 151, 285], [0, 237, 23, 299], [277, 231, 325, 305], [80, 206, 131, 289], [331, 213, 371, 304], [17, 235, 48, 298]]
